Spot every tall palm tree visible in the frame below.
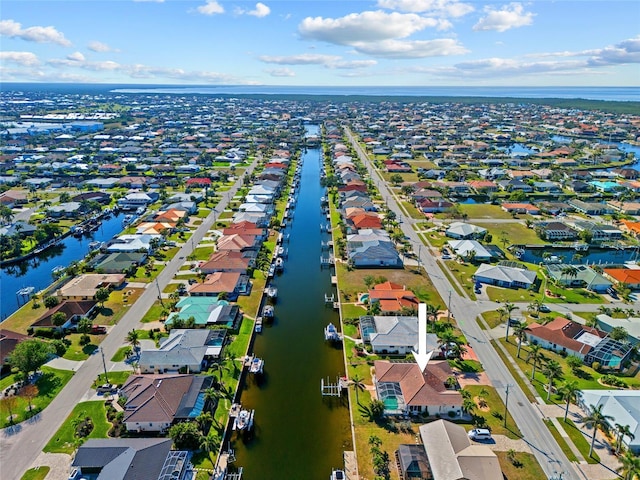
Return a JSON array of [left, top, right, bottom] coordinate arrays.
[[615, 423, 636, 455], [541, 359, 563, 401], [558, 380, 580, 423], [511, 321, 528, 358], [527, 344, 544, 381], [561, 265, 579, 286], [199, 433, 221, 468], [350, 374, 366, 405], [503, 302, 519, 339], [617, 449, 640, 480], [581, 403, 614, 458], [126, 329, 140, 352]]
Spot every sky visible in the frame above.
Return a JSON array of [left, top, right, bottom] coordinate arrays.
[[1, 0, 639, 87]]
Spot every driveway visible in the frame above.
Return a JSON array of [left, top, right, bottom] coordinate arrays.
[[45, 357, 83, 372]]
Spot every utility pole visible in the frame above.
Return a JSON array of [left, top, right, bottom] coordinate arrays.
[[447, 290, 452, 323], [100, 347, 109, 385], [503, 384, 512, 427]]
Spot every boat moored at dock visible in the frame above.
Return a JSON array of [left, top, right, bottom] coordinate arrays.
[[324, 323, 342, 342]]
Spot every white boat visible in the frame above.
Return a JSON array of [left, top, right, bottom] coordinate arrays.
[[331, 469, 346, 480], [51, 265, 66, 275], [263, 305, 274, 318], [275, 257, 284, 271], [277, 246, 284, 256], [267, 264, 276, 277], [324, 323, 342, 342], [255, 317, 263, 333], [89, 241, 101, 249], [233, 409, 254, 431], [249, 357, 264, 374], [265, 285, 278, 299]]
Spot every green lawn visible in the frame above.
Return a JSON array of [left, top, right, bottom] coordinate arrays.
[[341, 303, 367, 321], [0, 367, 74, 428], [111, 346, 131, 362], [0, 372, 18, 391], [544, 419, 579, 462], [561, 419, 600, 464], [62, 333, 99, 361], [93, 371, 132, 388], [480, 310, 503, 329], [140, 301, 165, 323], [463, 385, 522, 439], [20, 467, 50, 480], [459, 204, 514, 219], [486, 285, 540, 303], [491, 339, 537, 403], [496, 451, 547, 480], [44, 401, 111, 454]]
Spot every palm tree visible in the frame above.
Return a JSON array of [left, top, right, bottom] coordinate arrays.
[[615, 423, 636, 455], [196, 411, 214, 432], [526, 344, 544, 381], [511, 321, 528, 358], [199, 433, 221, 468], [561, 265, 579, 286], [350, 374, 366, 405], [503, 302, 519, 340], [558, 380, 580, 422], [581, 403, 614, 458], [425, 303, 441, 332], [617, 449, 640, 480], [541, 359, 563, 401], [126, 329, 140, 352], [462, 397, 476, 416]]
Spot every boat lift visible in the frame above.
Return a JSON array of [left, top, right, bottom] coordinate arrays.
[[321, 377, 348, 397]]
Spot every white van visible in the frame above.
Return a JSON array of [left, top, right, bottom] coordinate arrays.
[[468, 428, 492, 440]]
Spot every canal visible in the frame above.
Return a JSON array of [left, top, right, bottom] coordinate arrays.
[[232, 128, 353, 478], [0, 211, 127, 320]]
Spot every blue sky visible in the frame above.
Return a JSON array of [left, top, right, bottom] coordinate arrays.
[[1, 0, 639, 86]]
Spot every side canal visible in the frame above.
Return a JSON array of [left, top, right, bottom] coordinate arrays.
[[231, 129, 353, 478]]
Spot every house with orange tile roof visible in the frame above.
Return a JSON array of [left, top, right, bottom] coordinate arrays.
[[347, 212, 383, 231], [135, 222, 174, 236], [619, 220, 640, 237], [367, 281, 418, 314], [603, 268, 640, 289], [200, 250, 255, 274], [188, 271, 252, 300], [154, 208, 188, 223], [374, 360, 463, 416], [216, 233, 261, 252]]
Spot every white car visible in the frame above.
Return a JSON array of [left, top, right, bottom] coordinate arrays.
[[468, 428, 492, 441]]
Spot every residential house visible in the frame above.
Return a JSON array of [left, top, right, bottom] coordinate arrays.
[[568, 199, 609, 215], [216, 233, 261, 252], [359, 315, 437, 355], [577, 390, 640, 453], [571, 221, 622, 242], [347, 229, 403, 268], [367, 281, 419, 314], [91, 252, 147, 274], [445, 222, 487, 239], [0, 329, 29, 373], [501, 202, 540, 215], [473, 263, 537, 289], [119, 374, 213, 433], [188, 271, 252, 300], [373, 360, 463, 416], [447, 240, 493, 262], [30, 300, 98, 331], [595, 314, 640, 345], [106, 234, 155, 253], [139, 329, 227, 373], [199, 250, 255, 274], [603, 268, 640, 290], [47, 202, 82, 218], [535, 221, 579, 241], [165, 296, 242, 329], [57, 273, 125, 300], [546, 264, 613, 292], [417, 420, 502, 480], [71, 438, 192, 480], [117, 192, 158, 210]]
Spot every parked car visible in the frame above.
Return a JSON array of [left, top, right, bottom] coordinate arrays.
[[538, 304, 551, 313], [91, 325, 107, 334], [468, 428, 492, 441]]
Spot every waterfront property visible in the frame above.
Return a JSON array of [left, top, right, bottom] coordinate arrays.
[[545, 263, 613, 292], [30, 299, 98, 331], [71, 438, 193, 480], [188, 271, 252, 300], [165, 296, 241, 328], [119, 374, 213, 433], [473, 262, 537, 289], [139, 328, 227, 373], [373, 360, 463, 416], [360, 315, 437, 355], [366, 281, 419, 314], [57, 273, 126, 300]]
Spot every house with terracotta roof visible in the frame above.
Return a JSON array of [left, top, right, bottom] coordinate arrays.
[[119, 374, 213, 433], [367, 281, 419, 314], [200, 250, 255, 274], [188, 271, 252, 300], [374, 360, 463, 416], [221, 221, 267, 240], [216, 233, 261, 252], [603, 268, 640, 289], [526, 317, 631, 369], [346, 211, 383, 231], [30, 300, 98, 330], [154, 208, 188, 223]]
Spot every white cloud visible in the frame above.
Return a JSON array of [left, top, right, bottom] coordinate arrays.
[[0, 51, 40, 66], [67, 52, 85, 62], [259, 53, 341, 65], [352, 38, 468, 58], [0, 19, 71, 46], [377, 0, 474, 17], [584, 35, 640, 66], [298, 11, 449, 46], [473, 3, 534, 32], [236, 3, 271, 18], [197, 0, 224, 16], [330, 60, 378, 69], [88, 41, 118, 53], [266, 68, 295, 77]]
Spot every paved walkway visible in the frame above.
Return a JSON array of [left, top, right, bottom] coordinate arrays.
[[28, 452, 72, 480]]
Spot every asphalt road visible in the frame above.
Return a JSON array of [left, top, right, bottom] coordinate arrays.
[[0, 162, 258, 480], [344, 128, 581, 480]]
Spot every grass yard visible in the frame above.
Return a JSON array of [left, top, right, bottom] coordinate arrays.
[[463, 385, 522, 439], [496, 451, 547, 480], [20, 467, 50, 480], [480, 221, 546, 247], [111, 346, 131, 362], [544, 419, 579, 462], [43, 401, 111, 454], [0, 372, 19, 391], [491, 339, 537, 403], [480, 310, 503, 329], [140, 301, 165, 323], [190, 246, 214, 261], [93, 371, 132, 388], [62, 333, 100, 361], [93, 288, 143, 326], [341, 303, 367, 321], [0, 367, 74, 428], [459, 204, 515, 220], [486, 285, 540, 303], [561, 419, 600, 464], [235, 271, 266, 319]]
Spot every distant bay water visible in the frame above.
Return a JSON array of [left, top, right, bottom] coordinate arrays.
[[2, 83, 638, 102]]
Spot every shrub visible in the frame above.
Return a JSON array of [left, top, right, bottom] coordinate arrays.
[[34, 328, 55, 339], [601, 374, 626, 388], [592, 361, 601, 372]]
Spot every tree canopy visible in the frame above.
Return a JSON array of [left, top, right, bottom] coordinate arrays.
[[9, 339, 54, 377]]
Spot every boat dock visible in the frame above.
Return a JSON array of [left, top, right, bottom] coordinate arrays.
[[321, 376, 349, 397]]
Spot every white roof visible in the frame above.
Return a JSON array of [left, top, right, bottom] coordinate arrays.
[[474, 263, 537, 285], [446, 222, 487, 237], [579, 390, 640, 451], [448, 240, 492, 259]]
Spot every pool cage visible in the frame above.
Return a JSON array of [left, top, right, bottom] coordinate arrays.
[[585, 338, 632, 370], [376, 381, 407, 415], [359, 315, 377, 343]]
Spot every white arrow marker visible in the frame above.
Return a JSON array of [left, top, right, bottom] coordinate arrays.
[[413, 303, 433, 373]]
